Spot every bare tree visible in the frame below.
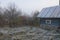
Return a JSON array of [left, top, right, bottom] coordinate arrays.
[[0, 7, 4, 27], [4, 4, 21, 27], [32, 11, 40, 26]]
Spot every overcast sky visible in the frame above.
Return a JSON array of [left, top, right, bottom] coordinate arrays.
[[0, 0, 59, 15]]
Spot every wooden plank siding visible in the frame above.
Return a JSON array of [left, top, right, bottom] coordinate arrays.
[[40, 18, 60, 26], [39, 18, 60, 30]]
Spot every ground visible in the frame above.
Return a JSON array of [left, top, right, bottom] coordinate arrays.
[[0, 26, 60, 40]]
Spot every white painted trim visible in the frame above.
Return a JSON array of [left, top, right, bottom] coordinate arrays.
[[46, 20, 51, 24]]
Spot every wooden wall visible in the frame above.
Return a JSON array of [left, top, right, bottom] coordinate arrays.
[[40, 18, 60, 27]]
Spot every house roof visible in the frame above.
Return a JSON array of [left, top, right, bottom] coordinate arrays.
[[37, 5, 60, 18]]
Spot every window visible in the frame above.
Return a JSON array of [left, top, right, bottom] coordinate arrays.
[[46, 20, 51, 24]]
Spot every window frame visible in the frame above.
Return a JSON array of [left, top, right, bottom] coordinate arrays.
[[45, 20, 51, 24]]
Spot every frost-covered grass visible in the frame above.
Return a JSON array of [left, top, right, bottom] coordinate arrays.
[[0, 26, 60, 40]]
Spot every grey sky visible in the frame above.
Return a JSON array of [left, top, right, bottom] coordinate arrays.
[[0, 0, 59, 15]]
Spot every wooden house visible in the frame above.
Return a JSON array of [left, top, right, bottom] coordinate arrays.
[[37, 0, 60, 30]]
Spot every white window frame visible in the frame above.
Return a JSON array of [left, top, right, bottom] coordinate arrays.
[[46, 20, 51, 24]]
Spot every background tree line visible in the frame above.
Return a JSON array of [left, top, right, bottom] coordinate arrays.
[[0, 4, 39, 27]]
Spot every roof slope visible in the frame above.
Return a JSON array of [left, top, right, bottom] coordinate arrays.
[[37, 6, 60, 18]]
